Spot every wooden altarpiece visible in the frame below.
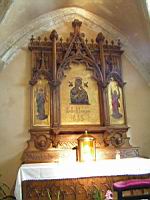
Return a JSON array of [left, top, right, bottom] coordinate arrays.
[[22, 19, 138, 163]]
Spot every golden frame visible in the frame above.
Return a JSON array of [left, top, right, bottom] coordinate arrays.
[[31, 78, 50, 127], [108, 79, 125, 125], [60, 63, 101, 126]]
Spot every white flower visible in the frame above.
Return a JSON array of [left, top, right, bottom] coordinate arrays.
[[105, 190, 113, 200]]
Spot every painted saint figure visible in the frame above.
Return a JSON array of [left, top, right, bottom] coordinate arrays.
[[36, 88, 48, 120], [70, 77, 89, 105], [111, 87, 122, 119]]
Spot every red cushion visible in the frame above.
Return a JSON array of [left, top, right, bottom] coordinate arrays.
[[113, 179, 150, 191]]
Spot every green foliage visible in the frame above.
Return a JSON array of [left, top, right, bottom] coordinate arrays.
[[47, 189, 61, 200], [46, 188, 51, 200], [92, 186, 102, 200], [56, 191, 60, 200], [0, 175, 16, 200]]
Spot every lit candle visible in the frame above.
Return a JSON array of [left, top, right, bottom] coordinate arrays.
[[77, 131, 96, 162]]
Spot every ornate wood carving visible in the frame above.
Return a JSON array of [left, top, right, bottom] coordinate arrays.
[[22, 175, 150, 200], [22, 19, 138, 163], [57, 21, 103, 86]]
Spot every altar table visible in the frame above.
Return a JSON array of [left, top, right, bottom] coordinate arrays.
[[14, 158, 150, 200]]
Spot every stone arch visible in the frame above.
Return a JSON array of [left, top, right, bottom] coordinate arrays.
[[0, 7, 147, 83]]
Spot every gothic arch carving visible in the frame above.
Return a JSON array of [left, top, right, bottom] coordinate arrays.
[[0, 7, 147, 85], [56, 20, 103, 86]]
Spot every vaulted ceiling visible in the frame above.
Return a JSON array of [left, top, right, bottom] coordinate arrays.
[[0, 0, 150, 84]]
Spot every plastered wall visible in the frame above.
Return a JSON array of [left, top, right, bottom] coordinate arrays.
[[0, 50, 31, 189], [123, 56, 150, 157], [0, 25, 150, 190]]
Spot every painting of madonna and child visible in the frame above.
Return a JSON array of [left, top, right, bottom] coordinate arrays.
[[60, 63, 101, 126], [108, 78, 125, 125], [70, 77, 89, 105]]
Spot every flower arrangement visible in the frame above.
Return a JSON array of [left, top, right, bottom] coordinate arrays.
[[91, 177, 114, 200]]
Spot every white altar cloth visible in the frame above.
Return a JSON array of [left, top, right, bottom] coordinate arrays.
[[14, 158, 150, 200]]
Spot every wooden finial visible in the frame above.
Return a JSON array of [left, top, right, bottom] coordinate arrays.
[[96, 32, 105, 44], [50, 30, 58, 41], [72, 19, 82, 34], [30, 35, 34, 43], [117, 39, 121, 47]]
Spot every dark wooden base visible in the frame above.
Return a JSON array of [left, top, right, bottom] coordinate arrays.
[[22, 175, 150, 200]]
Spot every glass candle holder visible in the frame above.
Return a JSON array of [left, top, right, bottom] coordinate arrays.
[[77, 131, 96, 162]]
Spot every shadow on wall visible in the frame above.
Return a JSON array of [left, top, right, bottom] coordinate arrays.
[[0, 152, 22, 193]]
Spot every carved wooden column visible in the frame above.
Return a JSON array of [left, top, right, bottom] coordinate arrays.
[[50, 30, 60, 128], [96, 33, 108, 126]]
